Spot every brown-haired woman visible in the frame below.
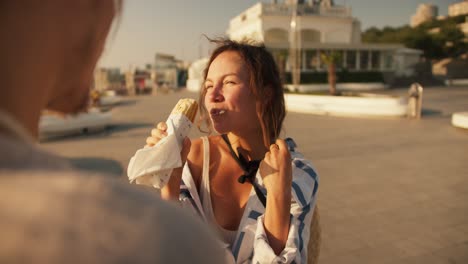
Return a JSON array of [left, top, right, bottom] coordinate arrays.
[[146, 39, 319, 263]]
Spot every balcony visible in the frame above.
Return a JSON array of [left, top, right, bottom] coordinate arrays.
[[261, 3, 352, 18]]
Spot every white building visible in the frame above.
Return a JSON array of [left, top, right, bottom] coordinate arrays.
[[187, 57, 209, 92], [410, 4, 438, 28], [226, 0, 418, 77], [449, 0, 468, 17]]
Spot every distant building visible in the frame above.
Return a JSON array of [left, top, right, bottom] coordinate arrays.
[[153, 53, 188, 90], [410, 4, 438, 28], [458, 17, 468, 35], [94, 68, 109, 92], [448, 0, 468, 17], [93, 68, 124, 92], [124, 67, 153, 95], [154, 53, 178, 89], [226, 0, 419, 80]]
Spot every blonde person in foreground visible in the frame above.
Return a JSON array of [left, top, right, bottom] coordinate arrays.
[[144, 39, 319, 263], [0, 1, 225, 263]]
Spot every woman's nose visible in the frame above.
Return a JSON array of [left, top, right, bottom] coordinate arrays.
[[209, 86, 224, 103], [213, 93, 224, 103]]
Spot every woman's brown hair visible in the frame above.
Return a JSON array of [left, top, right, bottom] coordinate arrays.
[[198, 38, 286, 147]]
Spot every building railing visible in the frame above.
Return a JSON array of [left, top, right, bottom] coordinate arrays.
[[261, 3, 352, 18]]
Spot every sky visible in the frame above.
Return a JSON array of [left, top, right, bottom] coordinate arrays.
[[98, 0, 460, 69]]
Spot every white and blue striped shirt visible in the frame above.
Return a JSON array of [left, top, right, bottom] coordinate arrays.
[[179, 138, 319, 264]]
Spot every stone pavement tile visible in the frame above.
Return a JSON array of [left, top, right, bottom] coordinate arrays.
[[434, 242, 468, 264], [453, 223, 468, 235], [354, 227, 402, 246], [385, 253, 452, 264], [321, 219, 360, 238], [381, 224, 425, 243], [318, 248, 373, 264], [430, 206, 468, 228], [396, 237, 447, 257], [432, 227, 468, 247], [319, 235, 368, 260], [321, 242, 413, 264], [394, 242, 468, 264], [321, 204, 364, 222]]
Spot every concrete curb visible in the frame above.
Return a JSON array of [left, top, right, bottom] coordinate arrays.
[[285, 93, 408, 117], [451, 112, 468, 129], [285, 83, 387, 92]]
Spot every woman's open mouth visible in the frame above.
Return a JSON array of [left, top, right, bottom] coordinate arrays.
[[210, 108, 227, 116]]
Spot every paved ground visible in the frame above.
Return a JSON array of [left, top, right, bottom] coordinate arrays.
[[41, 86, 468, 263]]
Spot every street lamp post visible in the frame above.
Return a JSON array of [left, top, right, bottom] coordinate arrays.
[[289, 0, 302, 92]]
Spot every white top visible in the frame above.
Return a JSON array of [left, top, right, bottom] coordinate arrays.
[[199, 136, 238, 248]]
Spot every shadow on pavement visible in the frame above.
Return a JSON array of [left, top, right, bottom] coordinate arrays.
[[106, 122, 153, 134], [68, 157, 123, 177], [99, 99, 138, 112], [40, 122, 152, 143], [422, 108, 443, 117]]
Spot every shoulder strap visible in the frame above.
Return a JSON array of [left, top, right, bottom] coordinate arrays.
[[221, 134, 266, 207], [201, 136, 210, 182]]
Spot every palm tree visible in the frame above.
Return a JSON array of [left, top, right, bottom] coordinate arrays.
[[320, 51, 341, 95]]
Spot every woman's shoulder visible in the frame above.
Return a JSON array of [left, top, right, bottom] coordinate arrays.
[[188, 135, 226, 164], [190, 134, 224, 154], [186, 135, 222, 185]]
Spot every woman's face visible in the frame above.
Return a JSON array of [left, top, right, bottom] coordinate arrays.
[[204, 51, 261, 135]]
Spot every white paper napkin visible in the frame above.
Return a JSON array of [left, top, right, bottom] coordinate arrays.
[[127, 113, 193, 188]]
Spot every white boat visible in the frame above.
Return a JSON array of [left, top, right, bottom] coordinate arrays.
[[100, 90, 123, 106], [39, 108, 112, 140]]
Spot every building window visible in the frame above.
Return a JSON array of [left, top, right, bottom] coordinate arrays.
[[383, 52, 393, 70], [360, 50, 369, 70], [268, 49, 288, 79], [305, 50, 320, 70], [346, 50, 356, 70], [318, 49, 330, 70], [301, 29, 321, 43], [371, 51, 380, 70], [264, 28, 288, 43], [334, 50, 344, 69]]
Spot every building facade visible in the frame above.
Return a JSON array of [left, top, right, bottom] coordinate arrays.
[[93, 68, 125, 92], [154, 53, 178, 89], [227, 0, 419, 81], [410, 4, 438, 28], [449, 0, 468, 17]]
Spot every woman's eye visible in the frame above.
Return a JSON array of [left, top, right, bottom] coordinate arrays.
[[204, 85, 213, 90], [225, 81, 235, 85]]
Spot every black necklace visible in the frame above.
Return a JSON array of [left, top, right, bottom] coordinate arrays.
[[221, 134, 267, 207]]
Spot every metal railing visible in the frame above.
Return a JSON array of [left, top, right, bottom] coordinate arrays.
[[261, 3, 351, 17]]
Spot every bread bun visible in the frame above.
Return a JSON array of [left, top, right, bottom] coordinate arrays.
[[170, 98, 198, 123]]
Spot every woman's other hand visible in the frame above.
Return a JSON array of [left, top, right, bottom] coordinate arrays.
[[259, 139, 293, 254], [259, 139, 292, 194]]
